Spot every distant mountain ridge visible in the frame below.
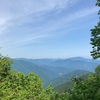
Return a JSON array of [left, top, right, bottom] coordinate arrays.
[[12, 57, 100, 87]]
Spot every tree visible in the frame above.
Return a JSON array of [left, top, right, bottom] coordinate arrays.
[[90, 0, 100, 59], [0, 54, 70, 100], [0, 54, 12, 81], [70, 66, 100, 100]]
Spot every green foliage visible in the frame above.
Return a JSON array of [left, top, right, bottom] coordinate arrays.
[[0, 71, 43, 99], [0, 54, 12, 81], [0, 54, 47, 100], [53, 92, 70, 100], [95, 64, 100, 74], [0, 54, 70, 100], [90, 0, 100, 59], [54, 80, 74, 93], [70, 66, 100, 100], [54, 73, 89, 93]]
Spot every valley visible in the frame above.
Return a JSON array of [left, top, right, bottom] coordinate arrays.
[[12, 57, 99, 88]]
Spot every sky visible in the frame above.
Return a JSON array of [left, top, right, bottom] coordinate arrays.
[[0, 0, 99, 59]]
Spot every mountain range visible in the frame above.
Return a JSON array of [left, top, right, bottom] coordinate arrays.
[[11, 57, 100, 87]]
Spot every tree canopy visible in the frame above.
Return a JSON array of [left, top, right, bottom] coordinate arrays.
[[0, 54, 70, 100], [90, 0, 100, 59]]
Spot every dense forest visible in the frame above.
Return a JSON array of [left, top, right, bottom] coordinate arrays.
[[0, 0, 100, 100]]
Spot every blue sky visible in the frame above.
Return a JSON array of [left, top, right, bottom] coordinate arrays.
[[0, 0, 99, 58]]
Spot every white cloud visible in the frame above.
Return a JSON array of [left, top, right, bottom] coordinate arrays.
[[0, 0, 98, 47], [0, 0, 76, 35], [0, 0, 71, 18]]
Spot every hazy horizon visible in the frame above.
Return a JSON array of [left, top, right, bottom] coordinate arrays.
[[13, 56, 93, 60]]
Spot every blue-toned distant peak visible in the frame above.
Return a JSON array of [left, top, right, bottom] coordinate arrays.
[[14, 57, 100, 64], [66, 57, 100, 63]]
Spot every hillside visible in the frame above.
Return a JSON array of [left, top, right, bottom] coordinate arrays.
[[47, 70, 89, 87], [54, 73, 90, 93], [12, 57, 99, 87], [12, 60, 58, 84]]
